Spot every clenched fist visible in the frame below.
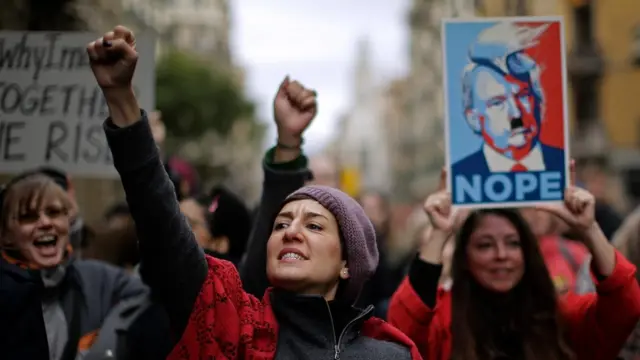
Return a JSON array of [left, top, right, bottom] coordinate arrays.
[[273, 77, 317, 147], [86, 25, 138, 92], [424, 169, 455, 235], [536, 160, 596, 235]]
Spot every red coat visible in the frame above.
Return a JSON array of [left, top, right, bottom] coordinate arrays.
[[388, 250, 640, 360], [168, 256, 423, 360], [538, 235, 590, 292]]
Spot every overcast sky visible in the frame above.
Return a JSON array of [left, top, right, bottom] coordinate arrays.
[[230, 0, 410, 154]]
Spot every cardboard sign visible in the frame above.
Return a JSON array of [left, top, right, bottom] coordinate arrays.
[[0, 31, 155, 178], [442, 17, 570, 208]]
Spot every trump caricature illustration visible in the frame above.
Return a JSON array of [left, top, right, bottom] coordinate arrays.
[[443, 18, 569, 207]]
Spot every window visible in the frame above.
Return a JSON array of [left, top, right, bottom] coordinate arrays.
[[504, 0, 514, 15], [199, 33, 215, 52], [624, 167, 640, 204], [474, 0, 486, 15], [504, 0, 527, 15], [408, 8, 421, 28], [633, 25, 640, 66], [573, 78, 598, 124], [573, 4, 593, 48]]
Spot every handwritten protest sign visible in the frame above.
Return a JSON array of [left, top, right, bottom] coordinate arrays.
[[442, 17, 570, 208], [0, 31, 155, 177]]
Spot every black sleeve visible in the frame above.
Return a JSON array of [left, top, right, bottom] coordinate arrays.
[[239, 151, 310, 297], [124, 303, 173, 360], [408, 255, 443, 308], [103, 113, 207, 339]]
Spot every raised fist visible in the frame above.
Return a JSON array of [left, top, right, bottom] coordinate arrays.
[[273, 77, 317, 147], [86, 25, 138, 91], [536, 160, 597, 236], [423, 168, 456, 235]]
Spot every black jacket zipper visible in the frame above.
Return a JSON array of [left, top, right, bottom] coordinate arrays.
[[324, 302, 374, 360]]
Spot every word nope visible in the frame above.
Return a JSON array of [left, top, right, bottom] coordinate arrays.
[[453, 171, 564, 205]]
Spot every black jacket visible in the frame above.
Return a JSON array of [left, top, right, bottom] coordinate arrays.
[[0, 256, 147, 359]]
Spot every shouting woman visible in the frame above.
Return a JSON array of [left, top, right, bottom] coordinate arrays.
[[0, 172, 152, 360], [87, 26, 421, 360], [388, 169, 640, 360]]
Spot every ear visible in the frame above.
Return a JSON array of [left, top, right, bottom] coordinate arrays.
[[340, 263, 350, 280], [465, 109, 482, 134]]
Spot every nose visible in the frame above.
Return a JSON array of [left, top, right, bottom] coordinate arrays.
[[283, 220, 303, 243], [37, 213, 54, 228], [507, 96, 522, 118], [494, 242, 508, 260]]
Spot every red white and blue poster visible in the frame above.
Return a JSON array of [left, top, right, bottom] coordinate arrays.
[[442, 17, 570, 208]]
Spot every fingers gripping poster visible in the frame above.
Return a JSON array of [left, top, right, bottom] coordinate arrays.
[[442, 17, 570, 208]]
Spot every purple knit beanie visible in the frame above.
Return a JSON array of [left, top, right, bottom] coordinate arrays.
[[283, 185, 378, 304]]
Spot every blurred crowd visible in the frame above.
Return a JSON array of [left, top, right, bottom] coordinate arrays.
[[3, 25, 640, 360]]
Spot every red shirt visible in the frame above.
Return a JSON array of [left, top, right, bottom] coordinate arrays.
[[538, 235, 590, 292], [388, 250, 640, 360]]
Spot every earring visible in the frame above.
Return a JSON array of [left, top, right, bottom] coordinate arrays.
[[341, 269, 348, 277]]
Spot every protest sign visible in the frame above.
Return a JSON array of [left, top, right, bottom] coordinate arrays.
[[442, 16, 570, 208], [0, 31, 155, 177]]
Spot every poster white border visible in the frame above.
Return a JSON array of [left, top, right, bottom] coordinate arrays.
[[440, 16, 570, 209]]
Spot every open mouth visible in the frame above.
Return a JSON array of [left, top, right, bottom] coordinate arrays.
[[489, 269, 513, 278], [33, 235, 58, 248], [280, 253, 305, 261], [278, 248, 308, 261]]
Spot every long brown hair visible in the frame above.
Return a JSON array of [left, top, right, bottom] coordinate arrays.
[[450, 208, 574, 360]]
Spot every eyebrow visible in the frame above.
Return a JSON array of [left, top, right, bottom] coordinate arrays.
[[277, 211, 328, 220]]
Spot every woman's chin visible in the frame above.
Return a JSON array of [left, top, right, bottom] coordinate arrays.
[[483, 281, 518, 294], [29, 248, 65, 268], [269, 268, 308, 287]]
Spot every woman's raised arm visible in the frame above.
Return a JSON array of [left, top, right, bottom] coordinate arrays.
[[88, 26, 207, 340], [388, 171, 458, 356]]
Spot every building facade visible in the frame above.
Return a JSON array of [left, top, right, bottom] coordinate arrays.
[[121, 0, 262, 204], [121, 0, 232, 66], [396, 0, 476, 201], [336, 38, 392, 192], [480, 0, 640, 207], [382, 77, 412, 200]]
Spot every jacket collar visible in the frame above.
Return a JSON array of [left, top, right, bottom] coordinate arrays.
[[0, 254, 39, 282], [1, 246, 75, 288], [268, 287, 373, 348], [262, 287, 423, 359]]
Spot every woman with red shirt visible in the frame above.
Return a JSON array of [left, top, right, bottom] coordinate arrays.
[[388, 168, 640, 360]]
